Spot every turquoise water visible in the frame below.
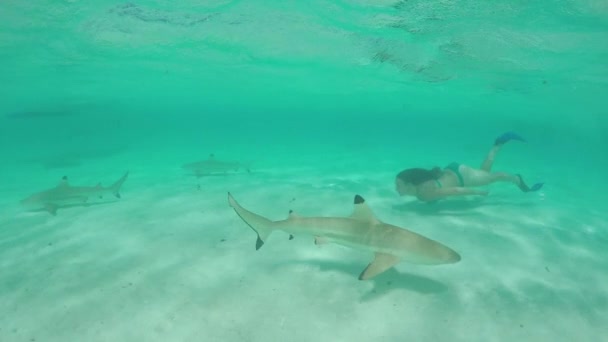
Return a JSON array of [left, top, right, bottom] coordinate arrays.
[[1, 1, 607, 341]]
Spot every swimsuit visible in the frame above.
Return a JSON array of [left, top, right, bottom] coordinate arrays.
[[436, 162, 465, 188]]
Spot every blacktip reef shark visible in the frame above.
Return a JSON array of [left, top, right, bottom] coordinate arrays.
[[182, 154, 252, 177], [227, 193, 461, 280], [20, 172, 129, 215]]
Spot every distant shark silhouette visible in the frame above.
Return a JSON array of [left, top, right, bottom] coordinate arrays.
[[182, 154, 251, 177], [20, 172, 129, 215], [227, 193, 461, 280]]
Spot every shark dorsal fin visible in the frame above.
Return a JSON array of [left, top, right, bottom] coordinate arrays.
[[209, 153, 215, 160], [58, 176, 69, 188], [288, 209, 301, 219], [350, 195, 378, 223]]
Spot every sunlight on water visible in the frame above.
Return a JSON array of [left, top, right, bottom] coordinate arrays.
[[0, 1, 607, 341]]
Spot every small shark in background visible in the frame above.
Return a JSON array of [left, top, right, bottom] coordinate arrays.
[[182, 154, 252, 177], [227, 193, 461, 280], [20, 172, 129, 215]]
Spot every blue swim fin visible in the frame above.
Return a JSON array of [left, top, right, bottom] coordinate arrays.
[[529, 182, 544, 192], [495, 132, 526, 146], [516, 175, 543, 192]]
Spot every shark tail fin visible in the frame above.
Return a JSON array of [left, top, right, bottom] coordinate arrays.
[[109, 171, 129, 198], [227, 192, 275, 250]]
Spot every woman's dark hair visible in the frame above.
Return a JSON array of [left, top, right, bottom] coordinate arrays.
[[396, 167, 442, 186]]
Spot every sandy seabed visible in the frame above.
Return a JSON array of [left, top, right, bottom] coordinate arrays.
[[1, 147, 606, 342]]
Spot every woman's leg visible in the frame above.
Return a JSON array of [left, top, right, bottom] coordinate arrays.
[[460, 165, 543, 192], [458, 132, 543, 192], [460, 165, 518, 187], [480, 145, 501, 172], [480, 132, 526, 172]]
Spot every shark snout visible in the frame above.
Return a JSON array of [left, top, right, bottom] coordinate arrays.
[[19, 196, 34, 207], [445, 249, 461, 263]]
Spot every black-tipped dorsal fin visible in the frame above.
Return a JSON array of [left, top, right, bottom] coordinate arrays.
[[288, 209, 301, 219], [350, 194, 378, 222], [57, 176, 69, 187]]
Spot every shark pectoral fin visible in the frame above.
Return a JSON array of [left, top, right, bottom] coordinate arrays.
[[45, 204, 58, 216], [350, 195, 379, 223], [314, 236, 328, 245], [359, 253, 400, 280]]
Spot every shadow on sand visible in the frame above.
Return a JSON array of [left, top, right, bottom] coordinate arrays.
[[190, 172, 252, 178], [289, 259, 450, 302], [393, 197, 537, 217], [22, 200, 121, 216]]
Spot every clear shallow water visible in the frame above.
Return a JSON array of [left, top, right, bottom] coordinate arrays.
[[1, 1, 607, 341]]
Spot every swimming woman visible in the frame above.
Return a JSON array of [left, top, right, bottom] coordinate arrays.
[[395, 132, 543, 203]]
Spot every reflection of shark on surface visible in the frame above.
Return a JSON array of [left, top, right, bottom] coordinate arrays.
[[182, 154, 251, 177], [20, 172, 129, 215], [227, 193, 461, 280]]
